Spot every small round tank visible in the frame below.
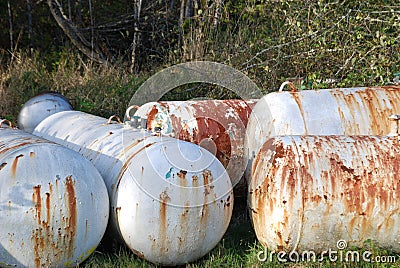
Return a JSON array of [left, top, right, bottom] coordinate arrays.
[[17, 92, 73, 133]]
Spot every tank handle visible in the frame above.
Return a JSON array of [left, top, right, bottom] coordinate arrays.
[[389, 114, 400, 137], [0, 119, 13, 128], [106, 115, 123, 124], [125, 105, 140, 121], [278, 81, 298, 92]]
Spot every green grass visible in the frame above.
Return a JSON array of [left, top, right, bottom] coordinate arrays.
[[81, 196, 400, 268]]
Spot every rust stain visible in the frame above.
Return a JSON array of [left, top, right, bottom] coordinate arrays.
[[45, 192, 51, 226], [290, 92, 308, 133], [178, 170, 187, 187], [0, 162, 6, 171], [11, 154, 24, 178], [179, 201, 190, 252], [159, 190, 171, 253], [192, 175, 199, 187], [32, 185, 42, 225], [202, 170, 215, 196], [147, 106, 159, 131], [31, 180, 73, 267], [116, 207, 121, 222], [85, 219, 89, 242], [65, 175, 77, 257], [330, 87, 400, 135], [32, 184, 42, 267]]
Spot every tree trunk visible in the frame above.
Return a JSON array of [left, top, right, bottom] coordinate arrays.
[[47, 0, 107, 64], [88, 0, 94, 59], [75, 0, 82, 26], [185, 0, 193, 18], [179, 0, 185, 28], [130, 0, 142, 73], [7, 1, 14, 51], [27, 0, 33, 50], [213, 0, 222, 28]]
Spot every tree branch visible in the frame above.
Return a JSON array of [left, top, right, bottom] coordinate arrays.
[[47, 0, 108, 64]]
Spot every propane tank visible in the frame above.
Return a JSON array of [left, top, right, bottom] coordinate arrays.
[[132, 99, 257, 195], [18, 92, 73, 133], [245, 85, 400, 181], [249, 135, 400, 254], [32, 110, 233, 266], [0, 119, 109, 267]]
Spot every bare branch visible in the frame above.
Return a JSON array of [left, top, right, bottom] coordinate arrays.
[[47, 0, 108, 64]]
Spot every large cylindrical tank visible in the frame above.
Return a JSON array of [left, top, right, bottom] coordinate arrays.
[[18, 92, 73, 133], [133, 99, 257, 194], [245, 85, 400, 180], [32, 110, 233, 266], [0, 120, 109, 267], [249, 135, 400, 254]]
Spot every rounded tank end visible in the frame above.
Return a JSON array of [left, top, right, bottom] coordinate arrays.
[[17, 92, 72, 133]]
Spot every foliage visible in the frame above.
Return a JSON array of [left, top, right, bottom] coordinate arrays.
[[0, 48, 142, 122], [0, 1, 398, 94]]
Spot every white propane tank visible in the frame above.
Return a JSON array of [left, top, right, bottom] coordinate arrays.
[[32, 110, 233, 266], [18, 92, 73, 133], [0, 120, 109, 267], [249, 135, 400, 254], [245, 85, 400, 181]]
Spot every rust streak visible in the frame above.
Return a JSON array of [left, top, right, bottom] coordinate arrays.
[[147, 106, 159, 131], [178, 170, 188, 187], [116, 207, 121, 222], [32, 185, 42, 225], [11, 154, 24, 178], [290, 92, 308, 133], [0, 162, 7, 171], [65, 175, 77, 258], [45, 192, 51, 227], [159, 190, 171, 253]]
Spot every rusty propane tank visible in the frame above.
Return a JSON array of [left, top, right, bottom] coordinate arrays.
[[17, 92, 73, 133], [132, 99, 257, 194], [249, 135, 400, 254], [245, 85, 400, 180], [32, 110, 233, 266], [0, 120, 109, 267]]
